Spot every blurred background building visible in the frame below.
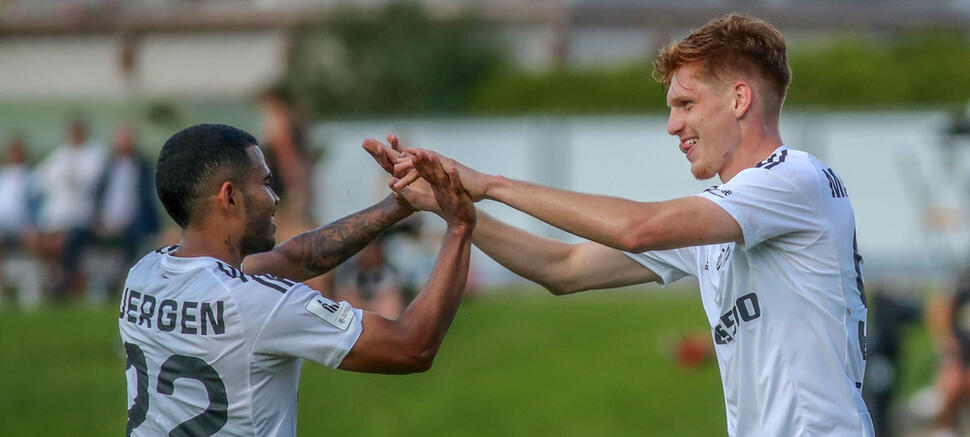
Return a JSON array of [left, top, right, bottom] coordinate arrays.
[[1, 0, 969, 286]]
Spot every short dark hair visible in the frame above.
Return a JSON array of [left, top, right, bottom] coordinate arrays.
[[155, 124, 258, 228], [653, 13, 791, 117]]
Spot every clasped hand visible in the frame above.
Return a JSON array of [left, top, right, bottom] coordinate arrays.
[[363, 135, 479, 227]]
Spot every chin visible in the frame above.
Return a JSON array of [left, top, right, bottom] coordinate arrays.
[[690, 164, 716, 181]]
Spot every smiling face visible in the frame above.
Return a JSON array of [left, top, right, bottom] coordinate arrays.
[[665, 63, 743, 181], [239, 146, 279, 256]]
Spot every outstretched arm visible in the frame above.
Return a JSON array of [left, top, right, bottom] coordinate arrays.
[[482, 177, 741, 252], [242, 195, 413, 282], [338, 150, 476, 373], [473, 211, 660, 294], [387, 145, 742, 253], [364, 136, 659, 293]]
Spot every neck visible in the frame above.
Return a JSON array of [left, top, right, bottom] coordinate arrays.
[[174, 225, 244, 268], [718, 121, 783, 183]]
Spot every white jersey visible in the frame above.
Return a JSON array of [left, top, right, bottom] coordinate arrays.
[[119, 245, 363, 437], [626, 147, 873, 437]]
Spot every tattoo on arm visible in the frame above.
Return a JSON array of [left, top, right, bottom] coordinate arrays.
[[287, 196, 411, 276]]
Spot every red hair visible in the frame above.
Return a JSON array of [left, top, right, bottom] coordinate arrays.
[[653, 13, 791, 115]]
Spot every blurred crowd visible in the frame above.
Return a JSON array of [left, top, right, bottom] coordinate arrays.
[[0, 117, 157, 306], [0, 89, 449, 318]]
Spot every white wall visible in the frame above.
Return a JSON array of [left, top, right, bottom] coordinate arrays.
[[310, 112, 967, 286], [0, 30, 285, 98]]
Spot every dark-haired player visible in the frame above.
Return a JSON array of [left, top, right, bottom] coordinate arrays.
[[120, 124, 475, 436]]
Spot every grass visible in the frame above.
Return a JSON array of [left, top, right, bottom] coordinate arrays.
[[0, 286, 937, 436]]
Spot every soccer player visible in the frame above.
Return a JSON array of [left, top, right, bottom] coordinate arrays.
[[368, 13, 872, 437], [119, 124, 475, 436]]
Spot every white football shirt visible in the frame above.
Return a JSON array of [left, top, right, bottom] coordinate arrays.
[[119, 245, 363, 436], [626, 146, 873, 437]]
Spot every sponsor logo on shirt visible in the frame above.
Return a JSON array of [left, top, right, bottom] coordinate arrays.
[[704, 246, 732, 271], [703, 186, 733, 198], [306, 298, 354, 330], [713, 292, 761, 345]]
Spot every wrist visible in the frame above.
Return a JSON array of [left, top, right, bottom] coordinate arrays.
[[446, 221, 475, 237], [481, 174, 504, 201], [387, 193, 416, 216]]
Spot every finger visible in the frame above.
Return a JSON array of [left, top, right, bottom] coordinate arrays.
[[414, 151, 446, 185], [393, 159, 414, 178], [388, 134, 404, 154], [404, 147, 426, 158], [429, 154, 451, 187], [392, 169, 422, 191], [448, 166, 464, 196], [362, 138, 395, 173]]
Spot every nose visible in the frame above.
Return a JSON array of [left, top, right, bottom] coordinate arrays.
[[666, 108, 684, 136]]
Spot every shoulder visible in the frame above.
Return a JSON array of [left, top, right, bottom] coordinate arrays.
[[207, 260, 300, 298], [729, 147, 821, 196]]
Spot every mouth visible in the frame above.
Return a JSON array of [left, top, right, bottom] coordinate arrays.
[[680, 137, 698, 159]]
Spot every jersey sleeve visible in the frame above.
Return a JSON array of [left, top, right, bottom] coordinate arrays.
[[624, 246, 699, 286], [697, 166, 818, 250], [252, 283, 364, 368]]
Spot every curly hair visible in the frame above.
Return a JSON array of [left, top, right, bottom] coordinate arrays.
[[653, 13, 791, 116]]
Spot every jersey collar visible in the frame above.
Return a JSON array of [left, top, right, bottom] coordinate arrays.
[[161, 252, 220, 274]]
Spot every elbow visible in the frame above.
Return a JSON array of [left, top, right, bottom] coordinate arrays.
[[619, 220, 663, 253], [543, 282, 578, 296], [397, 335, 440, 373], [403, 346, 437, 373]]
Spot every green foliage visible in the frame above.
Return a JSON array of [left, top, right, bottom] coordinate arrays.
[[469, 33, 970, 114], [787, 33, 970, 108], [468, 64, 667, 115], [281, 2, 505, 117], [282, 14, 970, 115]]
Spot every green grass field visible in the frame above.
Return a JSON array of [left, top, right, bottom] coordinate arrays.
[[0, 286, 937, 436]]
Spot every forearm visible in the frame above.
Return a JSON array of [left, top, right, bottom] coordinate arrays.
[[396, 225, 472, 361], [484, 176, 652, 251], [247, 195, 412, 281], [472, 211, 579, 293]]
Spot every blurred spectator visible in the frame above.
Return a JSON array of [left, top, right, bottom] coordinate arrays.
[[383, 215, 439, 301], [259, 86, 333, 293], [60, 123, 159, 299], [0, 135, 32, 246], [928, 269, 970, 436], [0, 134, 41, 307], [257, 86, 311, 222], [33, 116, 106, 299], [333, 238, 404, 319], [862, 288, 922, 437]]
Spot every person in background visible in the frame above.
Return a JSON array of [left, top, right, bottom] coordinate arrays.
[[927, 269, 970, 437], [0, 134, 41, 306], [62, 123, 160, 299], [333, 238, 405, 319], [33, 116, 106, 300], [258, 86, 311, 222], [0, 135, 32, 250]]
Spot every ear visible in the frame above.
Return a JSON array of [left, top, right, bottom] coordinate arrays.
[[217, 181, 242, 215], [731, 81, 753, 119]]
